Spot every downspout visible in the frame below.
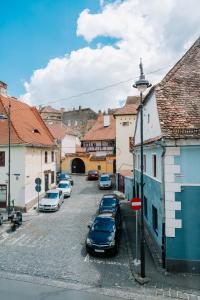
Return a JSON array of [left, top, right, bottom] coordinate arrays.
[[160, 141, 166, 269]]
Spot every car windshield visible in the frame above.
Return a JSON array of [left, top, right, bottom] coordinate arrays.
[[45, 192, 58, 199], [92, 219, 114, 232], [58, 183, 70, 188], [100, 176, 110, 181], [101, 198, 116, 206]]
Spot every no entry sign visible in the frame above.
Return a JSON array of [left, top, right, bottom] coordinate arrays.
[[131, 198, 141, 211]]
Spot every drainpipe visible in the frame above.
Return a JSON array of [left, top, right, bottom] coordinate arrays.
[[160, 141, 166, 269], [155, 139, 166, 269]]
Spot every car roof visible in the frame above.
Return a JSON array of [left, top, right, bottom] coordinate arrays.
[[59, 180, 70, 184], [95, 213, 114, 220], [102, 194, 116, 198], [46, 189, 59, 193]]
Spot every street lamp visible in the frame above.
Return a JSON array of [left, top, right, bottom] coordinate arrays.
[[133, 59, 151, 279], [0, 102, 11, 217]]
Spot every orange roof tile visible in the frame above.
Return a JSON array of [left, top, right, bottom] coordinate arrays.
[[0, 95, 54, 146], [114, 104, 138, 116], [82, 115, 116, 141]]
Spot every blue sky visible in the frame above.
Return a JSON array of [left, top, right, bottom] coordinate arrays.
[[0, 0, 102, 96], [0, 0, 199, 110]]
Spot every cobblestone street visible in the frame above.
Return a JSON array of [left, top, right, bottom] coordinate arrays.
[[0, 175, 200, 300], [0, 176, 135, 291]]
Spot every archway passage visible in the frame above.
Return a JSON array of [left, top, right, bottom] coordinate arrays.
[[71, 158, 85, 174]]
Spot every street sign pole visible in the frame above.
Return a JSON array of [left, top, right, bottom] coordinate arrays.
[[131, 198, 141, 266], [37, 191, 39, 214], [134, 211, 141, 266], [35, 177, 42, 214]]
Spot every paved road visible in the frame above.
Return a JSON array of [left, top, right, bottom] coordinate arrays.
[[0, 176, 135, 291]]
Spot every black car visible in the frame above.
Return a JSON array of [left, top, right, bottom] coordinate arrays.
[[86, 213, 121, 256], [99, 194, 120, 215]]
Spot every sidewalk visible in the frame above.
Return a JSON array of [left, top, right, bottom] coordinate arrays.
[[121, 201, 200, 298]]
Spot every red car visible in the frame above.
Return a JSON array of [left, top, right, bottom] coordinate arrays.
[[87, 170, 99, 180]]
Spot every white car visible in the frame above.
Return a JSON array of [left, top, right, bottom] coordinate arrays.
[[39, 189, 64, 212], [57, 180, 72, 197]]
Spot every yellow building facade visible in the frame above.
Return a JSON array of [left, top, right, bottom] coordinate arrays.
[[62, 153, 116, 174]]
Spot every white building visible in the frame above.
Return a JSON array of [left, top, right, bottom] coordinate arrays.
[[114, 101, 138, 174], [0, 82, 57, 211]]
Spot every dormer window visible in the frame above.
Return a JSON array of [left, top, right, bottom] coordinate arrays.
[[32, 128, 40, 134]]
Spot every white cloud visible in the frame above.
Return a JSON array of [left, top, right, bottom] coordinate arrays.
[[21, 0, 200, 111]]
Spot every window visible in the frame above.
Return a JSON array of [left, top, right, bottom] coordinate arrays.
[[45, 151, 48, 163], [152, 154, 157, 177], [0, 152, 5, 167], [147, 114, 150, 123], [51, 151, 54, 162], [144, 196, 148, 219], [122, 121, 129, 126], [51, 171, 55, 184], [143, 154, 146, 172], [97, 165, 101, 171], [93, 143, 96, 148], [152, 205, 158, 234]]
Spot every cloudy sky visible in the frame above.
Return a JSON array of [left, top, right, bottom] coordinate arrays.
[[1, 0, 199, 111]]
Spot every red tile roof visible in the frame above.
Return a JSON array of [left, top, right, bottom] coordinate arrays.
[[0, 95, 55, 146], [114, 104, 138, 116], [149, 37, 200, 139], [82, 114, 116, 141]]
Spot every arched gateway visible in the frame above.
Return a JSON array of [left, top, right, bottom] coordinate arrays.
[[71, 158, 85, 174]]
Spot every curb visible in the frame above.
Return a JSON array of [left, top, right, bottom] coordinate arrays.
[[123, 218, 200, 299]]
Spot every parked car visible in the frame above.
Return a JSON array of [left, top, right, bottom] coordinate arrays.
[[99, 174, 112, 189], [39, 189, 64, 212], [0, 214, 3, 226], [86, 213, 121, 256], [57, 172, 74, 185], [87, 170, 99, 180], [57, 180, 72, 197], [99, 194, 120, 215]]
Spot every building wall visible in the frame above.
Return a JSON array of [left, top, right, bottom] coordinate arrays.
[[135, 146, 163, 247], [135, 93, 162, 145], [115, 114, 136, 172], [62, 155, 115, 174], [62, 134, 80, 156], [164, 145, 200, 272], [25, 147, 57, 208], [124, 177, 134, 201], [0, 145, 26, 208]]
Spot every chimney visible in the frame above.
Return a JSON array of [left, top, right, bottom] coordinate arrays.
[[104, 115, 110, 127], [0, 81, 7, 96]]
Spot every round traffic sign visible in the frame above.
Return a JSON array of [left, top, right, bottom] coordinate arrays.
[[35, 177, 42, 185], [131, 197, 141, 211], [35, 185, 41, 193]]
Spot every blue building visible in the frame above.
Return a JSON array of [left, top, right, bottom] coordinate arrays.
[[134, 37, 200, 273]]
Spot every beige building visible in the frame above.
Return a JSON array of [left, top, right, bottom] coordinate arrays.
[[114, 100, 138, 175]]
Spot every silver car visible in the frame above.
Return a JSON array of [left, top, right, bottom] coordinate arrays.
[[57, 180, 72, 197], [39, 189, 64, 212]]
